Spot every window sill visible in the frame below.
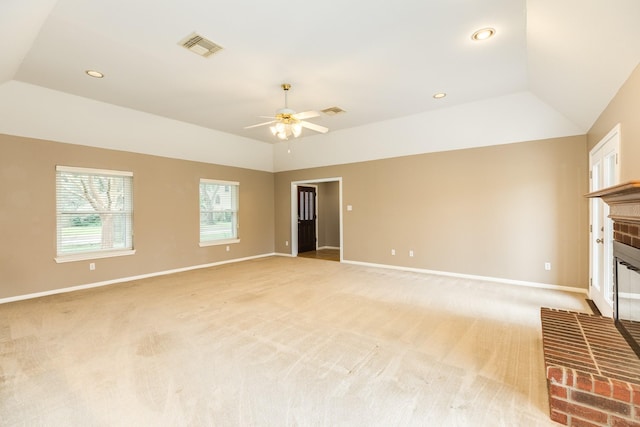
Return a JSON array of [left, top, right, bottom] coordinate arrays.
[[55, 249, 136, 263], [199, 239, 240, 247]]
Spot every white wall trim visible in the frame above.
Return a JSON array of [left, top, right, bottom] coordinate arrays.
[[0, 253, 276, 304], [274, 252, 295, 257], [318, 246, 341, 250], [290, 177, 343, 262], [55, 249, 136, 263], [340, 259, 588, 295]]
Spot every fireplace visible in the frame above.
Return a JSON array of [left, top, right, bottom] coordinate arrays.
[[588, 181, 640, 356], [614, 231, 640, 358], [538, 181, 640, 427]]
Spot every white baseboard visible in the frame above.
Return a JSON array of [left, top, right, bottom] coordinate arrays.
[[318, 246, 341, 250], [340, 259, 588, 295], [2, 253, 587, 304], [0, 252, 277, 304], [274, 252, 295, 257]]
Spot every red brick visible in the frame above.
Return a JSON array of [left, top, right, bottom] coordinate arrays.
[[571, 416, 607, 427], [633, 389, 640, 407], [611, 415, 640, 426], [550, 409, 568, 425], [548, 366, 565, 384], [612, 380, 632, 403], [551, 398, 608, 424], [551, 384, 568, 399], [593, 378, 613, 398], [571, 390, 631, 416], [576, 371, 594, 392]]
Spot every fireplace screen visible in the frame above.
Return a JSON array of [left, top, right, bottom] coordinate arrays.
[[614, 241, 640, 358]]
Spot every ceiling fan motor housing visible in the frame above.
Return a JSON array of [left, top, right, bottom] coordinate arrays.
[[276, 108, 298, 123]]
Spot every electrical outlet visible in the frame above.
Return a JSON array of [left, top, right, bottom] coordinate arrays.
[[285, 240, 289, 247], [544, 262, 551, 271], [409, 250, 414, 257], [89, 262, 95, 271], [391, 249, 396, 256], [226, 245, 230, 252]]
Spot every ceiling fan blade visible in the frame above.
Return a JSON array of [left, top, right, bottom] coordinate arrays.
[[300, 121, 329, 134], [244, 120, 276, 129], [294, 110, 321, 120]]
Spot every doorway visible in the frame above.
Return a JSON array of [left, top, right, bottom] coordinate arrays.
[[589, 124, 620, 317], [297, 185, 317, 253], [290, 178, 343, 262]]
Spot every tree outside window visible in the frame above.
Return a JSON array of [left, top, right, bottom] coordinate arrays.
[[56, 166, 133, 257]]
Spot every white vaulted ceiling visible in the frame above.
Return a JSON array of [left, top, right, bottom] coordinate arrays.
[[0, 0, 639, 171]]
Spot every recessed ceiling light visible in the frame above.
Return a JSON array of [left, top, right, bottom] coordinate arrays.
[[433, 92, 446, 99], [85, 70, 104, 78], [471, 27, 496, 41]]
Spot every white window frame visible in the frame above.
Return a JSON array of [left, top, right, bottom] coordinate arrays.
[[55, 165, 135, 263], [199, 179, 240, 247]]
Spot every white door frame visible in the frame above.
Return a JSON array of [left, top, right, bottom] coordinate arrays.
[[290, 177, 343, 261], [589, 123, 620, 317]]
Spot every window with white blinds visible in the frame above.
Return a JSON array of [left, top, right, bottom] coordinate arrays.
[[56, 166, 134, 261], [199, 179, 239, 245]]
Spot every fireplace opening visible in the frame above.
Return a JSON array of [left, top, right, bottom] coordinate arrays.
[[614, 240, 640, 359]]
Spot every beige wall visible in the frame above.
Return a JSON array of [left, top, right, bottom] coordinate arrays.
[[317, 181, 340, 248], [0, 134, 274, 299], [588, 63, 640, 181], [275, 136, 589, 289]]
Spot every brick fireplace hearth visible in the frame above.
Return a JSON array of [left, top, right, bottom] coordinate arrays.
[[541, 308, 640, 426]]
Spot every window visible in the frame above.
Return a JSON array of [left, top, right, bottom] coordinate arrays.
[[200, 179, 239, 245], [56, 166, 134, 262]]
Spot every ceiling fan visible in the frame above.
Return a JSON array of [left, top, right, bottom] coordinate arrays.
[[245, 83, 329, 140]]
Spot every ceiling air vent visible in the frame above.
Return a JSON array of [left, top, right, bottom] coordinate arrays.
[[321, 106, 346, 116], [179, 32, 223, 58]]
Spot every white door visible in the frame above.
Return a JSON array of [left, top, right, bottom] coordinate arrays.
[[589, 124, 620, 317]]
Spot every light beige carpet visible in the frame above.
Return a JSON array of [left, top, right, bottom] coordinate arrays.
[[0, 256, 587, 426]]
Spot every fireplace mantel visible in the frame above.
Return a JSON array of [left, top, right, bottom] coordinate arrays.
[[587, 181, 640, 225], [587, 181, 640, 250], [587, 181, 640, 200]]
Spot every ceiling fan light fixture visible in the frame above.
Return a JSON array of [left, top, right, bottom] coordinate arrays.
[[270, 120, 302, 140], [292, 122, 302, 137]]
